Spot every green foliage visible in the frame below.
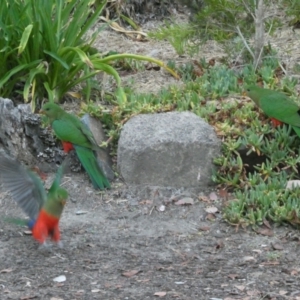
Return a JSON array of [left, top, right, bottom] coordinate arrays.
[[151, 0, 254, 55], [148, 22, 199, 56], [192, 0, 255, 41], [0, 0, 177, 110], [199, 65, 239, 98], [150, 0, 283, 58], [0, 0, 107, 109], [283, 0, 300, 27], [224, 173, 300, 227], [212, 74, 300, 227]]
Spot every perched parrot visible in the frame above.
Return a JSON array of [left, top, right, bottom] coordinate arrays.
[[40, 102, 110, 190], [246, 85, 300, 136], [0, 154, 68, 245]]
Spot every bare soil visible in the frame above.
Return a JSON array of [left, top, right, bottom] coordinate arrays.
[[2, 10, 300, 300], [1, 174, 300, 300]]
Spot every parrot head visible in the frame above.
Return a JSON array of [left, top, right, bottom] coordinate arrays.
[[40, 102, 65, 120], [244, 85, 262, 106]]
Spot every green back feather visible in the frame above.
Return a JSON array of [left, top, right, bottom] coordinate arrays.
[[41, 103, 97, 149], [246, 86, 300, 127]]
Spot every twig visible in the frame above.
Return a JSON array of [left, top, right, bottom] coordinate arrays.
[[236, 26, 254, 59], [278, 61, 287, 75], [149, 206, 155, 216]]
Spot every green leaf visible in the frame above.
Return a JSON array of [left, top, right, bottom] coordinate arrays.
[[44, 50, 70, 70], [0, 60, 41, 88], [18, 24, 33, 55], [44, 82, 55, 103]]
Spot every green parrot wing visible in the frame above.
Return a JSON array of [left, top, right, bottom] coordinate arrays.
[[52, 117, 97, 149], [0, 154, 47, 220], [246, 86, 300, 127], [259, 92, 300, 127]]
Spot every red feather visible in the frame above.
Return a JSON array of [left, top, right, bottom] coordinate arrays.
[[271, 118, 283, 127], [32, 209, 60, 243], [61, 141, 74, 153]]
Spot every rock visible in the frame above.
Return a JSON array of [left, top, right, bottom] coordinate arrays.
[[117, 111, 221, 190], [0, 98, 42, 165], [0, 98, 68, 171], [81, 114, 114, 180], [286, 180, 300, 190]]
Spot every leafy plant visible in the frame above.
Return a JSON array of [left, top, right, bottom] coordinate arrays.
[[212, 82, 300, 227], [150, 0, 282, 65], [148, 22, 199, 56], [224, 173, 300, 227], [0, 0, 178, 111], [283, 0, 300, 28]]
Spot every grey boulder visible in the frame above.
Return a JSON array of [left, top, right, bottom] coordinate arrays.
[[0, 98, 44, 165], [117, 111, 221, 189]]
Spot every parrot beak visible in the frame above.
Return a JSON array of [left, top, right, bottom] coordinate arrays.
[[39, 109, 45, 114]]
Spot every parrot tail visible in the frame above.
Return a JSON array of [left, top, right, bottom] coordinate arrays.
[[74, 145, 110, 190]]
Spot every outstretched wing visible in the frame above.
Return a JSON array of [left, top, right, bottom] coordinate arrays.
[[0, 154, 47, 220]]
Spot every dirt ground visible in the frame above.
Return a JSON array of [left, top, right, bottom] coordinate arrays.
[[1, 174, 300, 300], [2, 8, 300, 300]]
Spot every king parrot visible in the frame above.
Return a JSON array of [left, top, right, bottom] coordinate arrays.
[[40, 102, 110, 190], [246, 85, 300, 136], [0, 154, 68, 245]]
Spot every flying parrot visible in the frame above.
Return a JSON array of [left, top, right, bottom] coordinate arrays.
[[0, 154, 68, 245], [40, 102, 110, 190], [246, 85, 300, 136]]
